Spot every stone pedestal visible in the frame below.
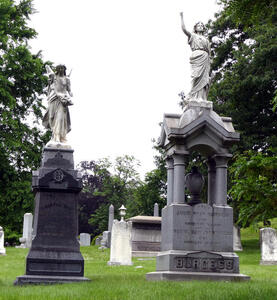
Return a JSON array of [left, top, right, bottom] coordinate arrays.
[[147, 203, 249, 281], [14, 148, 90, 285]]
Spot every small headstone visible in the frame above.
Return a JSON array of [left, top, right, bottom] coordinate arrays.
[[260, 228, 277, 265], [95, 236, 101, 246], [17, 213, 33, 248], [0, 226, 6, 255], [233, 225, 243, 251], [108, 220, 132, 266], [80, 233, 91, 246], [99, 231, 111, 249], [154, 203, 159, 217]]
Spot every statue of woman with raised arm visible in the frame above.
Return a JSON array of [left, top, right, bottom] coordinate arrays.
[[43, 64, 73, 147], [180, 12, 211, 102]]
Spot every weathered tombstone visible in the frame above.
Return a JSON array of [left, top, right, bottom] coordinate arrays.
[[233, 225, 243, 252], [95, 236, 102, 246], [100, 204, 114, 249], [154, 203, 159, 217], [14, 64, 89, 285], [80, 233, 91, 246], [17, 213, 33, 248], [0, 226, 6, 255], [108, 205, 132, 265], [260, 228, 277, 265], [128, 215, 161, 257]]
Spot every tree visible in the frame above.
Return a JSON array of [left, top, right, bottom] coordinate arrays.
[[229, 149, 277, 227], [128, 141, 167, 217], [207, 0, 277, 225], [0, 0, 49, 241], [77, 156, 141, 237]]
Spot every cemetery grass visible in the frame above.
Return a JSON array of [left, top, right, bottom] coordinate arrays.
[[0, 227, 276, 300]]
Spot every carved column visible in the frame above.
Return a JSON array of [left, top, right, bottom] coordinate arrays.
[[206, 158, 216, 206], [172, 154, 186, 204], [213, 154, 232, 206], [166, 157, 174, 205]]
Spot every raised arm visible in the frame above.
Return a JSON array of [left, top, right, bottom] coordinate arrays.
[[180, 12, 191, 38]]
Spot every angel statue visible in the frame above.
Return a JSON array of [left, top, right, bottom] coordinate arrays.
[[180, 12, 211, 102], [42, 64, 73, 147]]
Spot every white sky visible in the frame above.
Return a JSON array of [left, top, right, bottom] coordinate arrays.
[[29, 0, 220, 178]]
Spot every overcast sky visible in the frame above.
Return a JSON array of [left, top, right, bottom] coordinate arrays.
[[29, 0, 220, 178]]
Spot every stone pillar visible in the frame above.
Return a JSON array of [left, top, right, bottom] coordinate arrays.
[[213, 154, 231, 206], [108, 204, 114, 232], [154, 203, 159, 217], [206, 159, 216, 206], [172, 154, 185, 204], [166, 157, 174, 205]]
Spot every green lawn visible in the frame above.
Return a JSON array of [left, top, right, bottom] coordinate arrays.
[[0, 227, 276, 300]]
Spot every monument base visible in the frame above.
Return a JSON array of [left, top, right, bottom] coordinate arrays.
[[132, 251, 159, 257], [260, 260, 277, 265], [146, 271, 250, 282], [14, 275, 90, 285]]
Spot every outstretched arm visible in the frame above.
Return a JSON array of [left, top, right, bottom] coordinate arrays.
[[180, 12, 191, 38]]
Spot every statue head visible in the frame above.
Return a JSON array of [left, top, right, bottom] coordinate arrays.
[[193, 22, 205, 33], [55, 64, 67, 76]]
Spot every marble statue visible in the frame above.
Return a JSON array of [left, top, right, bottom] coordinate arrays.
[[43, 64, 73, 148], [180, 12, 211, 102]]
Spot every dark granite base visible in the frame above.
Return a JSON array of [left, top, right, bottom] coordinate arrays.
[[14, 275, 90, 285], [146, 271, 250, 282]]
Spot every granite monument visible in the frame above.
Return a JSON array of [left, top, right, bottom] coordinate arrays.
[[146, 16, 250, 281], [14, 64, 89, 285]]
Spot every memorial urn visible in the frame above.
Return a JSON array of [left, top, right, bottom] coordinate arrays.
[[185, 166, 204, 205]]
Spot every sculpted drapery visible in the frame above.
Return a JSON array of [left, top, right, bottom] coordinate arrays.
[[180, 13, 211, 102], [42, 65, 73, 146]]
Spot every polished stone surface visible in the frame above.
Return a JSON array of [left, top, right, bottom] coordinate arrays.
[[14, 148, 89, 285]]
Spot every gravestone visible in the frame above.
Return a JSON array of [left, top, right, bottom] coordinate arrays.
[[233, 225, 243, 252], [95, 236, 102, 246], [17, 213, 33, 248], [108, 220, 133, 265], [14, 148, 90, 285], [100, 204, 114, 249], [80, 233, 91, 246], [260, 228, 277, 265], [154, 203, 159, 217], [0, 226, 6, 255], [128, 216, 161, 257]]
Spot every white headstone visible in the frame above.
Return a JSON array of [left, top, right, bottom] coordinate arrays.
[[0, 226, 6, 255], [233, 225, 243, 251], [18, 213, 33, 248], [108, 220, 132, 265], [80, 233, 91, 246], [260, 227, 277, 265]]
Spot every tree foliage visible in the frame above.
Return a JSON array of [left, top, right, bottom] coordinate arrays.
[[230, 149, 277, 227], [208, 0, 277, 225], [0, 0, 49, 240], [77, 156, 141, 237]]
